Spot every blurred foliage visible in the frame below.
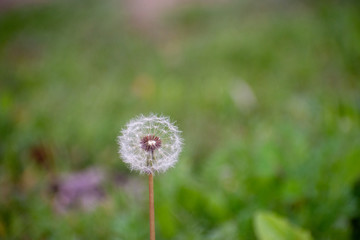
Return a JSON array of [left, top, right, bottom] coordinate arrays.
[[254, 211, 312, 240], [0, 0, 360, 239]]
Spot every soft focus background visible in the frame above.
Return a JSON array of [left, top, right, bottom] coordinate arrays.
[[1, 0, 360, 239]]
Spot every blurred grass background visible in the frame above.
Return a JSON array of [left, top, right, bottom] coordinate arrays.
[[0, 0, 360, 239]]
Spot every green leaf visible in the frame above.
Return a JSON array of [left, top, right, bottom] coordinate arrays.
[[254, 211, 312, 240]]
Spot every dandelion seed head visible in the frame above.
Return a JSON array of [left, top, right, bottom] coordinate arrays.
[[117, 114, 183, 174]]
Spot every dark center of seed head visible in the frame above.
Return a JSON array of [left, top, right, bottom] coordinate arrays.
[[140, 135, 162, 152]]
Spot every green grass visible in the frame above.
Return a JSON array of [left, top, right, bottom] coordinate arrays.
[[0, 0, 360, 239]]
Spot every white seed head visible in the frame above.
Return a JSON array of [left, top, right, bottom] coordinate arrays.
[[117, 114, 183, 174]]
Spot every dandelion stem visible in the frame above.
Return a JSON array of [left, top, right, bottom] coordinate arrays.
[[149, 173, 155, 240]]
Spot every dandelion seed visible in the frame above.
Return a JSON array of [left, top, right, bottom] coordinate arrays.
[[117, 114, 183, 174]]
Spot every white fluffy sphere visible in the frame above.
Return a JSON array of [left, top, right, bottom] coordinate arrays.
[[117, 114, 183, 174]]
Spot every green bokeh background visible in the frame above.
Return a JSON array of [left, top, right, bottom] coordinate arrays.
[[1, 0, 360, 239]]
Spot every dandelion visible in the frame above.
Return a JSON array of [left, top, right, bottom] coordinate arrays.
[[117, 114, 183, 240], [118, 114, 183, 174]]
